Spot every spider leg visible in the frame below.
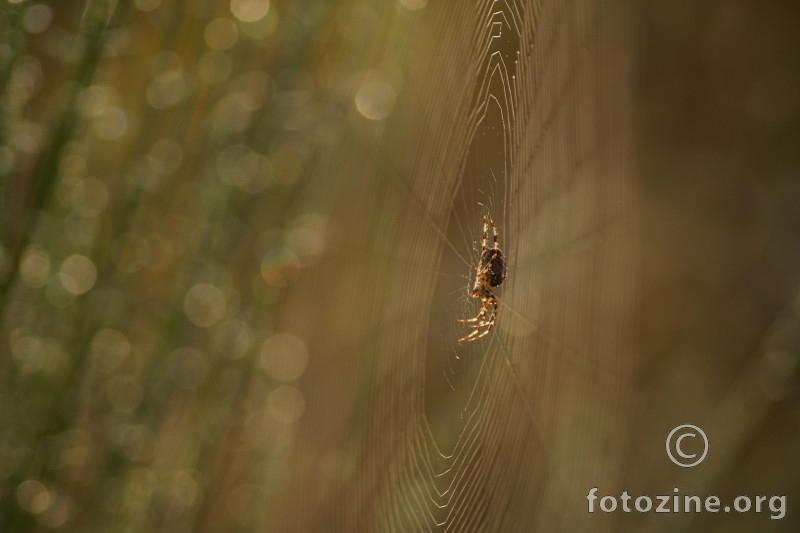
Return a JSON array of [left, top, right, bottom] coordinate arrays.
[[458, 322, 488, 342], [468, 296, 498, 328], [458, 328, 483, 343], [485, 297, 499, 330], [457, 296, 491, 323], [481, 214, 488, 250], [468, 325, 492, 341], [466, 298, 498, 340], [489, 215, 499, 249], [457, 296, 498, 342]]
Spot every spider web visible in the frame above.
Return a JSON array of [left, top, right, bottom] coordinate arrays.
[[283, 1, 639, 531]]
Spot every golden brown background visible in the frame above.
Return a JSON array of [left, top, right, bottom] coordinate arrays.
[[1, 0, 799, 531]]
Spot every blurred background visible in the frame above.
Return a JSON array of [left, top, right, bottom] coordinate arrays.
[[1, 0, 799, 532]]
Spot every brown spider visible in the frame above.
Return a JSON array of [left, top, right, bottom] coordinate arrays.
[[457, 213, 507, 342]]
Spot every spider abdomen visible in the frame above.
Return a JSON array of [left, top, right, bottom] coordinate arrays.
[[481, 249, 507, 287]]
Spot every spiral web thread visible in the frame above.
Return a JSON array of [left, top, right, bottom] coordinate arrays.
[[285, 1, 639, 531]]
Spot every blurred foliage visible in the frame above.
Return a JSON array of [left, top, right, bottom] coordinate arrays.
[[0, 0, 396, 530]]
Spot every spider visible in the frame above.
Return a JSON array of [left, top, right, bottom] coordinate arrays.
[[457, 212, 507, 342]]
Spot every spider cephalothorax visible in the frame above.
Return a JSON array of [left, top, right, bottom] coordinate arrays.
[[457, 213, 507, 342]]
